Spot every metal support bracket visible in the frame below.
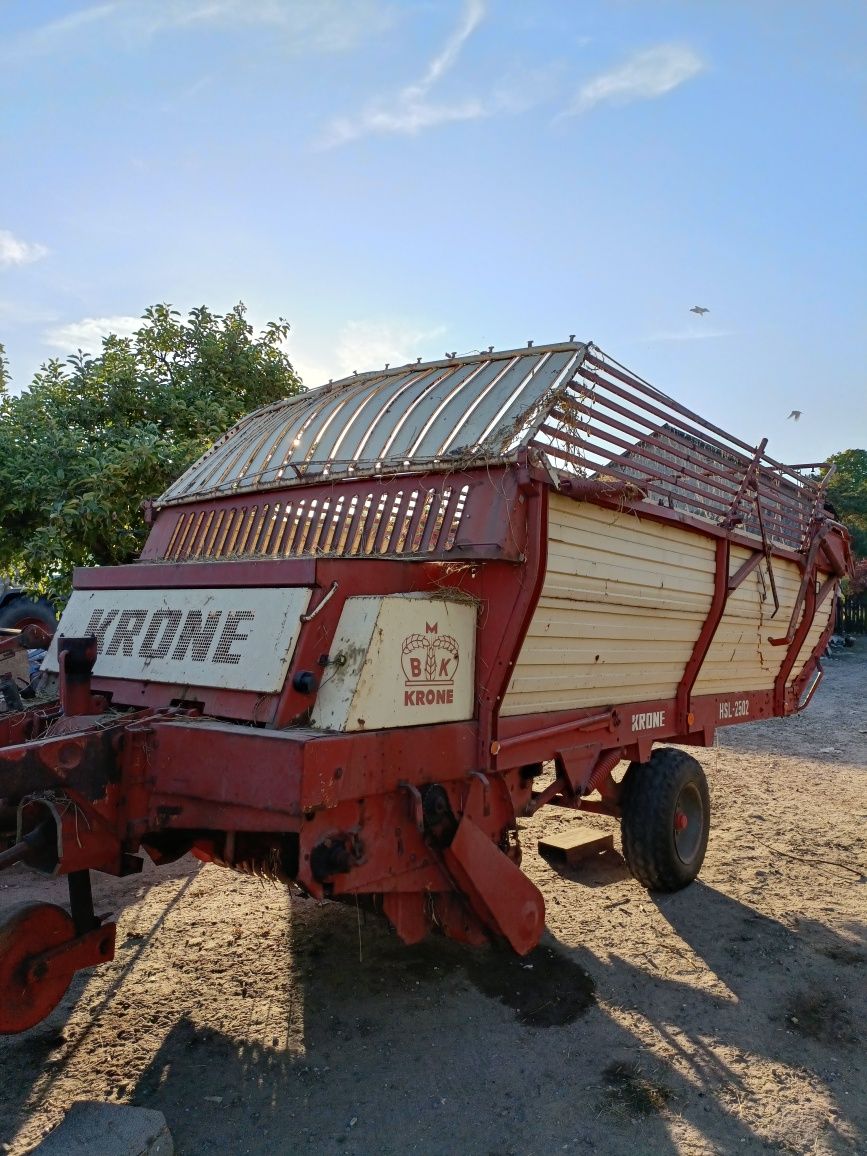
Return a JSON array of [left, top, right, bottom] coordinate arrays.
[[398, 781, 425, 833], [25, 920, 116, 986]]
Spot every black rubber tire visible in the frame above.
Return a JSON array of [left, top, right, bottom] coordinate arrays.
[[0, 597, 56, 633], [620, 747, 710, 892]]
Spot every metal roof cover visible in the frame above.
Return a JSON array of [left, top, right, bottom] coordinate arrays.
[[156, 342, 589, 505]]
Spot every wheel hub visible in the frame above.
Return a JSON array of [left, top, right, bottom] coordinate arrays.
[[673, 783, 704, 864]]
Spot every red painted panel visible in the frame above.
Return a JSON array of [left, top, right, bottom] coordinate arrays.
[[74, 558, 316, 589]]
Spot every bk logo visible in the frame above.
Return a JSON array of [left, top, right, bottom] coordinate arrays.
[[401, 622, 459, 706]]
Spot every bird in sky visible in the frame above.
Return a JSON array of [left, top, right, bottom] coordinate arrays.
[[689, 306, 709, 316], [788, 410, 802, 421]]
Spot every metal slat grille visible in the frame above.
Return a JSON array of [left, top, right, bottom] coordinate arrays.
[[160, 481, 472, 563], [157, 344, 587, 504], [153, 339, 827, 556], [529, 349, 822, 551]]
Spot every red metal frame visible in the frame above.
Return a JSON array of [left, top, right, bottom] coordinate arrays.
[[141, 468, 528, 565], [557, 472, 811, 567], [0, 457, 850, 1032]]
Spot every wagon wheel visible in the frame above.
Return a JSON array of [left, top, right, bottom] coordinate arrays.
[[619, 748, 710, 892], [0, 903, 76, 1034]]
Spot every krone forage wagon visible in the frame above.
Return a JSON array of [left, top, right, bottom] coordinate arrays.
[[0, 340, 852, 1032]]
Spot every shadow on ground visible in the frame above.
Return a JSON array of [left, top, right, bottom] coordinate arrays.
[[5, 877, 861, 1155], [2, 857, 865, 1155], [0, 864, 199, 1152]]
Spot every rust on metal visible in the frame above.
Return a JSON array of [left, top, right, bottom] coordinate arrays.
[[0, 337, 852, 1032]]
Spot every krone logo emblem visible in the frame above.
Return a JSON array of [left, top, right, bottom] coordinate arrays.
[[401, 622, 459, 706]]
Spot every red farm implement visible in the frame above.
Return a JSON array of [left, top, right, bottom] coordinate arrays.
[[0, 340, 851, 1032]]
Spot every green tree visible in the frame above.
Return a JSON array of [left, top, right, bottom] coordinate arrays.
[[0, 304, 302, 603], [827, 448, 867, 559], [0, 342, 9, 394]]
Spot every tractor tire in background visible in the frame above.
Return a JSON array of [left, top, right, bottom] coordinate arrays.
[[0, 597, 57, 634]]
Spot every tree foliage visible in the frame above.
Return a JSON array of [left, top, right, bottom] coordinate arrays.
[[0, 304, 302, 603], [827, 448, 867, 560]]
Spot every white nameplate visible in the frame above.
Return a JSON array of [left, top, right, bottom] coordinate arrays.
[[43, 586, 311, 693]]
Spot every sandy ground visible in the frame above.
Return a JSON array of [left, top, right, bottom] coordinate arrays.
[[1, 644, 865, 1156]]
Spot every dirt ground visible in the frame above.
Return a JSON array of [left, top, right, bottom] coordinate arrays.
[[1, 645, 865, 1156]]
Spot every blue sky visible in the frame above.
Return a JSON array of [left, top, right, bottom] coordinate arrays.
[[1, 0, 864, 461]]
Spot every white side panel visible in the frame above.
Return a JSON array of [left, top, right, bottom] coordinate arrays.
[[43, 586, 312, 693], [308, 599, 381, 731], [501, 499, 715, 716], [502, 496, 839, 718], [312, 595, 476, 731], [788, 585, 835, 689], [694, 546, 799, 694]]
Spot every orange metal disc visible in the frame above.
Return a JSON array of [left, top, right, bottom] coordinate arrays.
[[0, 902, 76, 1034]]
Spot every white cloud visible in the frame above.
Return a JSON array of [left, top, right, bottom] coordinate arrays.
[[563, 44, 704, 117], [0, 230, 49, 267], [323, 98, 487, 147], [45, 315, 142, 354], [254, 319, 448, 389], [26, 3, 120, 45], [414, 0, 485, 92], [15, 0, 391, 58], [288, 354, 332, 390], [141, 0, 392, 52], [319, 0, 489, 146], [334, 320, 448, 378]]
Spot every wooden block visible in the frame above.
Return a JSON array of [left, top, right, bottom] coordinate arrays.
[[538, 828, 614, 866]]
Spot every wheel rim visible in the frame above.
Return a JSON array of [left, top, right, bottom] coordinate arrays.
[[0, 903, 75, 1034], [673, 783, 704, 865], [6, 614, 47, 630]]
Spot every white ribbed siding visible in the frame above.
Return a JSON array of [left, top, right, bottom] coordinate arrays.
[[500, 497, 830, 717]]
